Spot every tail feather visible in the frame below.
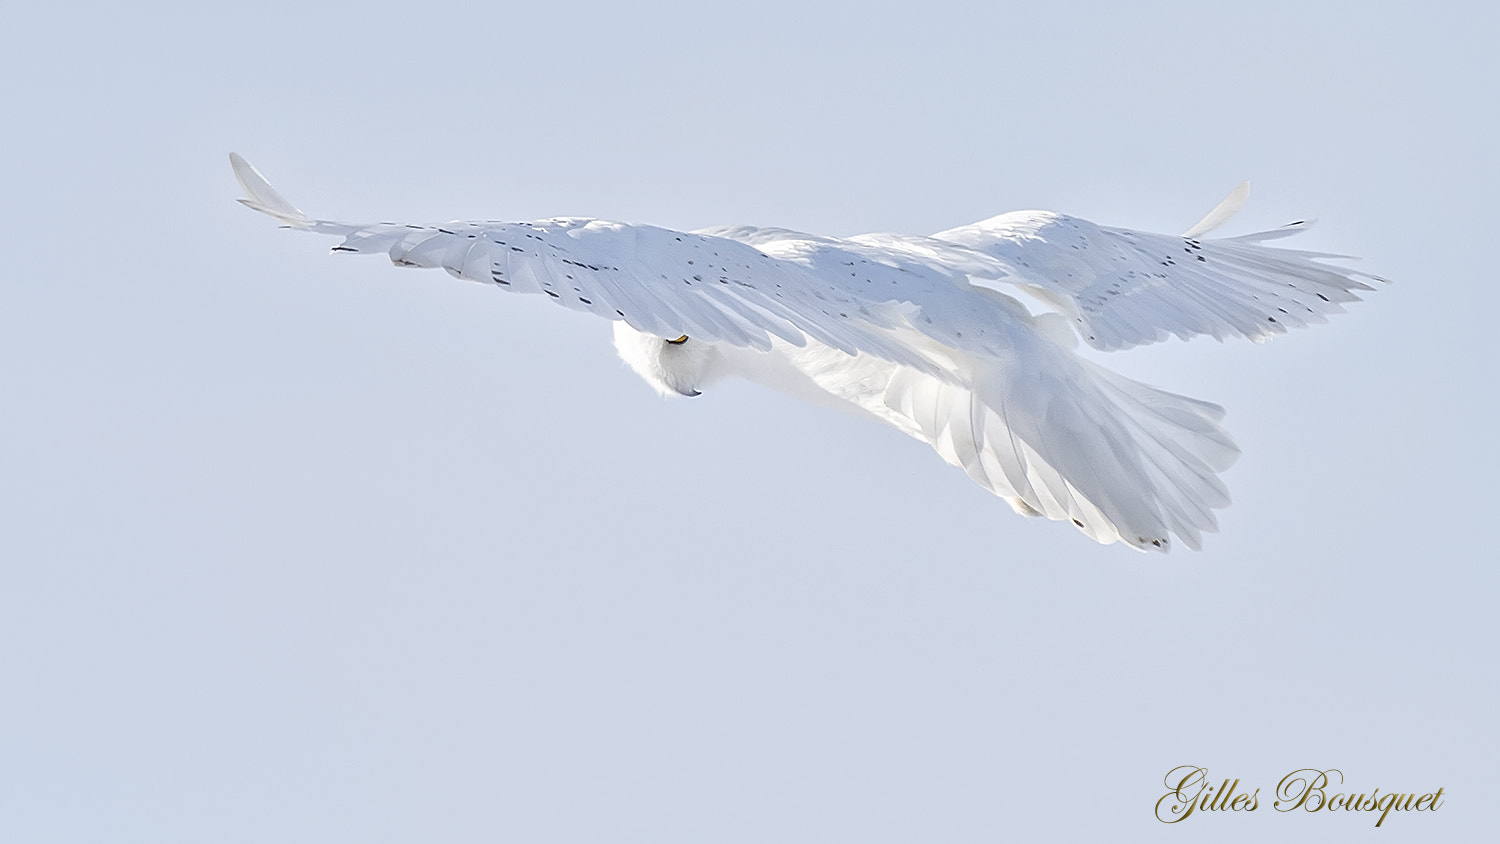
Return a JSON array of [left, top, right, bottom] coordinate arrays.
[[882, 334, 1239, 551]]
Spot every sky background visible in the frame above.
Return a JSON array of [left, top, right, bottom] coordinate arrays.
[[3, 1, 1496, 841]]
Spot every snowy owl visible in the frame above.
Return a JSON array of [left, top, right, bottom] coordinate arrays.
[[231, 154, 1379, 552]]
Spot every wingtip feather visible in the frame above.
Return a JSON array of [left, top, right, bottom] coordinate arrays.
[[229, 152, 313, 227], [1182, 181, 1250, 238]]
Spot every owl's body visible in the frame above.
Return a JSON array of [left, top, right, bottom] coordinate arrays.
[[232, 154, 1379, 551]]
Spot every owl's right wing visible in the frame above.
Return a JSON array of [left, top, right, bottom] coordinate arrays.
[[930, 187, 1382, 351]]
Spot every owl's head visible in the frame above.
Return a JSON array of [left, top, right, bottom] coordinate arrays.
[[612, 321, 719, 397]]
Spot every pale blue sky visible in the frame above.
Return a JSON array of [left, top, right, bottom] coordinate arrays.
[[2, 2, 1495, 841]]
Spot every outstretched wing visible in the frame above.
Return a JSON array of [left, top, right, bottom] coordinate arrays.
[[231, 154, 1038, 378], [931, 189, 1381, 351]]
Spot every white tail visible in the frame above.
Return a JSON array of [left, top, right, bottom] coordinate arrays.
[[882, 335, 1239, 551]]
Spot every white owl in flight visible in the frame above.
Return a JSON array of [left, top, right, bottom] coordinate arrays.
[[231, 154, 1379, 552]]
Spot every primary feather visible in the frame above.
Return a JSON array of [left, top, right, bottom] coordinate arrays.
[[231, 153, 1380, 551]]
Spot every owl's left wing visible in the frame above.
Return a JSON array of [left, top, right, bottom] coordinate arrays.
[[231, 154, 1034, 378]]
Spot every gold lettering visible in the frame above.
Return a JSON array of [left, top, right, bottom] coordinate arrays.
[[1156, 766, 1210, 824], [1375, 793, 1402, 827], [1159, 770, 1439, 826], [1275, 768, 1341, 812], [1217, 779, 1242, 811]]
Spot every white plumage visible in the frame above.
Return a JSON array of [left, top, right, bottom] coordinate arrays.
[[231, 154, 1379, 551]]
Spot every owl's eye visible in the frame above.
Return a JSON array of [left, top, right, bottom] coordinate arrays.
[[666, 335, 689, 345]]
